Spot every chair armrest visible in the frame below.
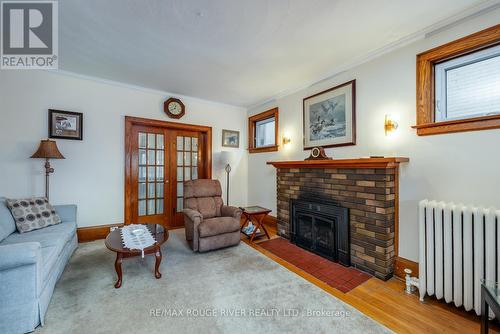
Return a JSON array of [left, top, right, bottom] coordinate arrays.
[[0, 242, 41, 271], [0, 242, 43, 315], [183, 209, 203, 251], [183, 208, 203, 222], [54, 204, 77, 223], [221, 205, 242, 220]]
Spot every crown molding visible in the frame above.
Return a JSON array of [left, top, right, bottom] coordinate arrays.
[[246, 0, 500, 111], [42, 69, 246, 111]]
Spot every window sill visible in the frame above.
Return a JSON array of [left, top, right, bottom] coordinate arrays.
[[249, 145, 279, 153], [412, 114, 500, 136]]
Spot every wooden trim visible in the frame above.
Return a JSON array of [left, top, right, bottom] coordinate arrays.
[[248, 107, 279, 153], [303, 80, 356, 149], [394, 256, 419, 280], [249, 145, 279, 153], [415, 24, 500, 136], [267, 157, 409, 169], [124, 116, 212, 226], [412, 114, 500, 136], [77, 223, 123, 242]]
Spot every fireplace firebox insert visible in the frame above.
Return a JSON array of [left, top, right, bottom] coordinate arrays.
[[290, 198, 350, 266]]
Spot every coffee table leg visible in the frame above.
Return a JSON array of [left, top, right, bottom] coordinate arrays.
[[154, 247, 162, 279], [114, 253, 123, 288]]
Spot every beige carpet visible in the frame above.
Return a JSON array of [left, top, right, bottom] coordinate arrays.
[[36, 229, 391, 334]]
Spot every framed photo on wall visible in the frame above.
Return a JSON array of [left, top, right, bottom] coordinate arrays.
[[303, 80, 356, 149], [48, 109, 83, 140], [221, 129, 240, 148]]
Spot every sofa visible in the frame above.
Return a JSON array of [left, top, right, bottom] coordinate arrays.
[[0, 197, 77, 334], [183, 179, 242, 252]]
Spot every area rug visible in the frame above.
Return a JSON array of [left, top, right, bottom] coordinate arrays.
[[258, 237, 371, 293], [36, 229, 391, 334]]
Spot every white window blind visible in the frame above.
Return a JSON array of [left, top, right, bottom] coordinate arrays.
[[435, 44, 500, 122], [255, 117, 275, 147]]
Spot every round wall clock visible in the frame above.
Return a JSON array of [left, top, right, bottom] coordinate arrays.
[[164, 97, 185, 119]]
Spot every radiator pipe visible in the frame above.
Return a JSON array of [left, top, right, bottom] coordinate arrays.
[[404, 268, 420, 295]]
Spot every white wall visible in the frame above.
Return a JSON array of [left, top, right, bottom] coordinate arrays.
[[247, 8, 500, 262], [0, 71, 248, 227]]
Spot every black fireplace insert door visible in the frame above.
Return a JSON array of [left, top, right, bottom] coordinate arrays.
[[290, 199, 349, 266]]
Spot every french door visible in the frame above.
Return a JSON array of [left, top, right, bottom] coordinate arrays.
[[125, 117, 212, 228]]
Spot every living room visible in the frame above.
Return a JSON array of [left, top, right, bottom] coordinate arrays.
[[1, 1, 499, 333]]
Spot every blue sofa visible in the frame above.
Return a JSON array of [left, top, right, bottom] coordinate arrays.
[[0, 198, 77, 334]]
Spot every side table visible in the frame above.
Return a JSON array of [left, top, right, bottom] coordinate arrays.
[[239, 206, 272, 242], [481, 280, 500, 334]]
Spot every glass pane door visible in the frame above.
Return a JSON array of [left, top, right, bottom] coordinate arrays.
[[175, 135, 199, 212], [138, 132, 165, 217]]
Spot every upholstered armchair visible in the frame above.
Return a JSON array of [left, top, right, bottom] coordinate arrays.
[[183, 179, 242, 252]]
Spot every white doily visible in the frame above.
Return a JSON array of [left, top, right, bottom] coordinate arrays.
[[121, 224, 156, 258]]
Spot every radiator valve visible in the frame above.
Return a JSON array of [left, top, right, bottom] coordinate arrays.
[[404, 268, 419, 294]]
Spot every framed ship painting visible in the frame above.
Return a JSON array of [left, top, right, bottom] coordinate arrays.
[[303, 80, 356, 149]]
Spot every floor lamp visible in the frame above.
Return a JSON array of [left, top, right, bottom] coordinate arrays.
[[30, 139, 65, 200], [219, 151, 234, 205]]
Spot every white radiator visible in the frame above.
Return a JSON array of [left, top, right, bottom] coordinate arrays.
[[418, 199, 500, 316]]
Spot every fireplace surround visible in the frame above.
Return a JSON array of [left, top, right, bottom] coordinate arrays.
[[268, 157, 409, 280]]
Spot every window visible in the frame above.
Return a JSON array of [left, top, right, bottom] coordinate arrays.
[[414, 25, 500, 136], [435, 45, 500, 122], [248, 107, 279, 153], [255, 117, 276, 148]]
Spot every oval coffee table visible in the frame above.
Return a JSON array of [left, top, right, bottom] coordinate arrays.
[[105, 224, 168, 288]]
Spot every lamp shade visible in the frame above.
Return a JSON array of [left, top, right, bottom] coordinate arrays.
[[219, 151, 234, 166], [30, 139, 65, 159]]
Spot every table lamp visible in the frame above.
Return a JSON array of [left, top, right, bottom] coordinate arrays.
[[30, 139, 65, 200]]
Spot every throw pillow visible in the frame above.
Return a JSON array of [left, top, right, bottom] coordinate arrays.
[[6, 197, 61, 233]]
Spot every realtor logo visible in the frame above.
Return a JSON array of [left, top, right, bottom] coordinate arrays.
[[1, 1, 58, 69]]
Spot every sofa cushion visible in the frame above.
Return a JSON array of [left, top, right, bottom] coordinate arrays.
[[6, 197, 61, 233], [0, 197, 16, 242], [198, 216, 240, 238], [0, 220, 76, 249]]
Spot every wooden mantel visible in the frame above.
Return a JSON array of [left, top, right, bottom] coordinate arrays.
[[267, 157, 409, 169]]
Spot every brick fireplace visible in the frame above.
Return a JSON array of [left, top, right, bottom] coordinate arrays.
[[267, 158, 408, 280]]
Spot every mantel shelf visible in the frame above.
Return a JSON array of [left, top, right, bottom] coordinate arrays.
[[266, 157, 409, 169]]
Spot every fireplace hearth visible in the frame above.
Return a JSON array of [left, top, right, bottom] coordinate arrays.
[[290, 198, 349, 266]]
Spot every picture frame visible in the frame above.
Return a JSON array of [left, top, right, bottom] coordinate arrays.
[[303, 80, 356, 149], [48, 109, 83, 140], [221, 129, 240, 148]]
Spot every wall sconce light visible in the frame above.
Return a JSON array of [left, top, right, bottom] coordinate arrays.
[[282, 136, 291, 145], [384, 115, 399, 135]]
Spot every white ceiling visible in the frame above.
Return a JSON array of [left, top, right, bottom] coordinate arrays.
[[60, 0, 488, 107]]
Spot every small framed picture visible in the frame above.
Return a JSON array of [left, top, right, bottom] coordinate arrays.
[[48, 109, 83, 140], [222, 129, 239, 148]]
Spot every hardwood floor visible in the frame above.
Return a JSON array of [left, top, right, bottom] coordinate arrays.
[[242, 223, 500, 334]]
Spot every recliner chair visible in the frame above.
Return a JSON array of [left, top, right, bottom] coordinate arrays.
[[183, 179, 241, 252]]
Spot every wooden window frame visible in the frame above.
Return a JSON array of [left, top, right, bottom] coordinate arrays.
[[413, 24, 500, 136], [248, 107, 279, 153]]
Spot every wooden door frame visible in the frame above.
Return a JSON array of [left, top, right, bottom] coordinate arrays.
[[124, 116, 212, 225]]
